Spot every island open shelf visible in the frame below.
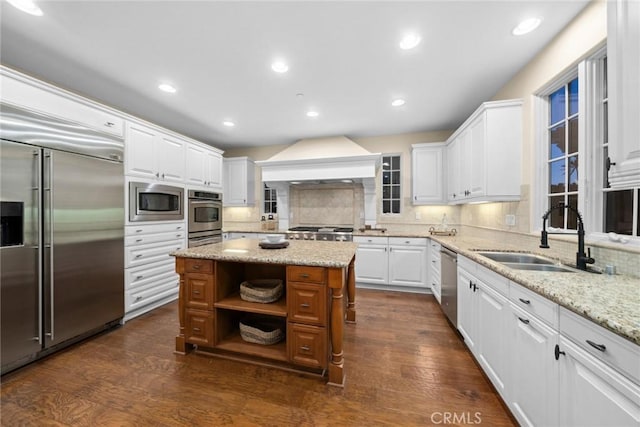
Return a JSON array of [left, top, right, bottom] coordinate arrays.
[[172, 238, 357, 386]]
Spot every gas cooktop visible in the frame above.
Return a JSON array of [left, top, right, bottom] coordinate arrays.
[[286, 226, 354, 241]]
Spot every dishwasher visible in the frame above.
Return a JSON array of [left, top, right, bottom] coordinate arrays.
[[440, 247, 458, 326]]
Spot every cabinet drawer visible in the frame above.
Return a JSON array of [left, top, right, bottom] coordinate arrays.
[[126, 223, 186, 236], [125, 240, 184, 268], [388, 237, 427, 246], [125, 276, 179, 313], [185, 258, 214, 274], [287, 323, 327, 369], [510, 281, 558, 328], [185, 272, 214, 309], [560, 307, 640, 384], [185, 308, 214, 347], [125, 259, 177, 291], [125, 230, 185, 247], [353, 236, 388, 245], [474, 260, 509, 296], [287, 266, 326, 284], [288, 283, 327, 326]]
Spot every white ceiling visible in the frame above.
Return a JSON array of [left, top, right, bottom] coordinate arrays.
[[0, 1, 590, 150]]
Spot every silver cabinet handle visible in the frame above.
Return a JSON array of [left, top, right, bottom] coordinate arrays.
[[300, 303, 310, 308], [300, 345, 310, 351], [193, 327, 201, 332], [193, 265, 200, 270], [44, 151, 55, 341], [193, 290, 201, 295]]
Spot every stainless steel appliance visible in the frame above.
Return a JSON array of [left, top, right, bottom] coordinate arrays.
[[440, 246, 458, 326], [286, 226, 354, 242], [0, 103, 124, 374], [129, 181, 184, 222], [188, 190, 222, 247]]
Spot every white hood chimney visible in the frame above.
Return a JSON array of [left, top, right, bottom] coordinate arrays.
[[256, 136, 381, 229]]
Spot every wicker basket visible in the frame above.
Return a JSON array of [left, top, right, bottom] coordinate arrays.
[[239, 317, 284, 345], [240, 279, 283, 303]]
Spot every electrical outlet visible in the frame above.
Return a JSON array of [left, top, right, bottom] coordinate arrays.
[[505, 214, 516, 226]]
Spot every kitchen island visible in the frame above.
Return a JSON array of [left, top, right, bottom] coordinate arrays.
[[171, 238, 357, 386]]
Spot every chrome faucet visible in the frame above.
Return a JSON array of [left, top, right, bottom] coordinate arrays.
[[540, 203, 595, 271]]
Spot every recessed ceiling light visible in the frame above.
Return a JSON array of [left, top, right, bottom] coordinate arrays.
[[223, 121, 235, 127], [306, 111, 319, 118], [399, 33, 421, 50], [158, 83, 177, 93], [512, 17, 542, 36], [7, 0, 43, 16], [392, 99, 406, 107], [271, 61, 289, 73]]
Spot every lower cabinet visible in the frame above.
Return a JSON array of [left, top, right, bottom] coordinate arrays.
[[457, 256, 640, 427], [508, 303, 559, 427], [177, 259, 331, 373], [124, 222, 186, 321], [354, 236, 428, 292], [428, 240, 442, 303]]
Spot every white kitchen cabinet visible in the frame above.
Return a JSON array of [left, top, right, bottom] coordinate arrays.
[[508, 303, 559, 427], [0, 66, 124, 138], [125, 122, 186, 183], [428, 240, 442, 303], [607, 0, 640, 188], [124, 222, 186, 321], [388, 237, 428, 288], [224, 157, 255, 206], [227, 232, 260, 240], [457, 256, 510, 399], [185, 143, 223, 191], [558, 336, 640, 427], [446, 99, 522, 204], [411, 143, 446, 205], [353, 236, 388, 285]]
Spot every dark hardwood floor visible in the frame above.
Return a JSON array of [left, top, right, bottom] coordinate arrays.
[[1, 289, 515, 426]]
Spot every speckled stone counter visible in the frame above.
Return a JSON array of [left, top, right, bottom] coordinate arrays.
[[428, 234, 640, 346], [171, 238, 358, 268]]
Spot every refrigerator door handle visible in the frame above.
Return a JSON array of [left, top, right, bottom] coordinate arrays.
[[34, 150, 43, 345], [44, 151, 54, 341]]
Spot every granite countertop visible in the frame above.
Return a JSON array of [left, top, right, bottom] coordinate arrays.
[[171, 238, 357, 268], [428, 234, 640, 346]]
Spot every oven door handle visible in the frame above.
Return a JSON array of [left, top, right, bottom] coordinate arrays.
[[189, 200, 220, 205]]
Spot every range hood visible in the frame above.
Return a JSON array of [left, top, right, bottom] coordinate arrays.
[[256, 136, 381, 228]]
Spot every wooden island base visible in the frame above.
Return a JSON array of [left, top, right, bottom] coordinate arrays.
[[174, 254, 356, 386]]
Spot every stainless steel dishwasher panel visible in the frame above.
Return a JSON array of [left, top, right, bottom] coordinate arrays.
[[440, 247, 458, 326]]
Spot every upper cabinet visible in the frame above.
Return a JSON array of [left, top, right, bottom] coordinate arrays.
[[1, 66, 124, 139], [446, 99, 523, 204], [125, 122, 185, 183], [411, 143, 446, 205], [223, 157, 255, 206], [607, 0, 640, 188], [185, 143, 223, 191]]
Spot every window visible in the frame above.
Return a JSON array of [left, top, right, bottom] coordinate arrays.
[[547, 77, 580, 230], [598, 56, 640, 237], [263, 184, 277, 214], [535, 46, 639, 243], [382, 154, 401, 214]]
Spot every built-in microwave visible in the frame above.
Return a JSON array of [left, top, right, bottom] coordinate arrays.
[[129, 181, 184, 222]]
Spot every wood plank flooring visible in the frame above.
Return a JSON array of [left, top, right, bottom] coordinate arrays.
[[1, 289, 515, 426]]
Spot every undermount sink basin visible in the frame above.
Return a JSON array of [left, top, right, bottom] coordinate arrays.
[[502, 263, 577, 273], [475, 251, 555, 265], [475, 251, 577, 273]]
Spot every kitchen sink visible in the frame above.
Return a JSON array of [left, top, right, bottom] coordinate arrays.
[[475, 251, 577, 273], [475, 251, 555, 265]]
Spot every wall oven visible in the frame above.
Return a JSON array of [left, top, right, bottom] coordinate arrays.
[[129, 181, 184, 222], [188, 190, 222, 247]]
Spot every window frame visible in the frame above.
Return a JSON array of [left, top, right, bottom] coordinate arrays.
[[381, 153, 402, 215], [262, 183, 277, 215], [533, 43, 640, 247]]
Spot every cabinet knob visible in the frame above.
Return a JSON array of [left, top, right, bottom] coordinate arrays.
[[554, 344, 565, 360], [155, 172, 160, 178], [162, 173, 165, 179]]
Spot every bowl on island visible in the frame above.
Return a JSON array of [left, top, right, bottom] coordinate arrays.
[[265, 234, 285, 243]]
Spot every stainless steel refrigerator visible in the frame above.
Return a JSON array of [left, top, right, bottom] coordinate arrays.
[[1, 103, 124, 374]]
